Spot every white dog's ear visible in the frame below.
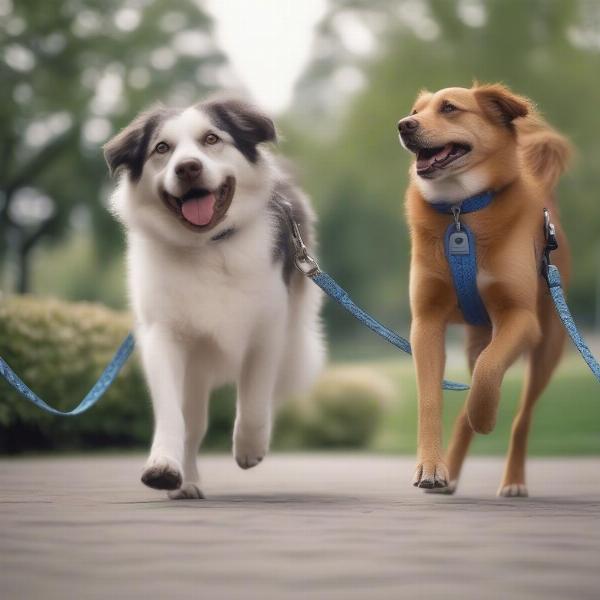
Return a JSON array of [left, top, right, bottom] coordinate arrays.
[[474, 84, 530, 128], [103, 105, 169, 180], [204, 98, 276, 162]]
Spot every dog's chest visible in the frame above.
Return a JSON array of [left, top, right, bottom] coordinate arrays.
[[129, 232, 285, 346]]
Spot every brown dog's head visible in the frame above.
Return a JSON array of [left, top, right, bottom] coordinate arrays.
[[398, 83, 530, 200]]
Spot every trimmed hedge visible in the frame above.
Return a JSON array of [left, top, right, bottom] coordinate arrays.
[[0, 295, 389, 453], [275, 366, 389, 449], [0, 294, 150, 452]]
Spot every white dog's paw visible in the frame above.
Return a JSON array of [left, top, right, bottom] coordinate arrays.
[[233, 424, 269, 470], [236, 453, 264, 470], [141, 455, 182, 490], [168, 483, 204, 500]]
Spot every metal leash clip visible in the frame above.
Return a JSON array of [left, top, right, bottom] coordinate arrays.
[[281, 201, 321, 277], [542, 207, 558, 283], [451, 206, 462, 231]]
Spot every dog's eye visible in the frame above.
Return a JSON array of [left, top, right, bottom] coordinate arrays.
[[155, 142, 170, 154], [441, 102, 458, 114], [204, 133, 220, 145]]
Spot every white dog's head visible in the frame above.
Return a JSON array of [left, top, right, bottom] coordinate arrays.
[[104, 97, 276, 246]]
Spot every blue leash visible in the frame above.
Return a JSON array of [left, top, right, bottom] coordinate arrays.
[[542, 210, 600, 382], [286, 204, 469, 392], [0, 333, 135, 416], [310, 271, 468, 391]]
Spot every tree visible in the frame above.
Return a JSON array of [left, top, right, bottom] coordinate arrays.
[[0, 0, 230, 293]]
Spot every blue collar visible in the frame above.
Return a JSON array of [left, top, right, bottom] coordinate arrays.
[[430, 191, 494, 215]]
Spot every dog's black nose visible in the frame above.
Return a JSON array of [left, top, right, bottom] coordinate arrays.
[[175, 159, 203, 182], [397, 118, 419, 135]]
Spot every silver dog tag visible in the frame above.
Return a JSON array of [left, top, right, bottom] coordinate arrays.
[[449, 231, 470, 255]]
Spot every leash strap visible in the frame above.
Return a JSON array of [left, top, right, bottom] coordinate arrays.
[[309, 272, 469, 391], [285, 202, 469, 391], [444, 223, 490, 326], [0, 333, 135, 416], [434, 192, 493, 326], [312, 272, 411, 354], [543, 211, 600, 382]]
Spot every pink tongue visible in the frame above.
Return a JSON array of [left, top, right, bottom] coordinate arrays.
[[181, 193, 216, 226], [417, 143, 453, 170]]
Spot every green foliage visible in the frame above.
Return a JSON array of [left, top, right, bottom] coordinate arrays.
[[33, 233, 128, 308]]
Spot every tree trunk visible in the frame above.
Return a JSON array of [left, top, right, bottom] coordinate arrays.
[[13, 220, 54, 294], [16, 241, 31, 294]]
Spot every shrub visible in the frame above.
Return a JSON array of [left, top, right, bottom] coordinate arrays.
[[0, 294, 150, 453], [275, 366, 393, 449]]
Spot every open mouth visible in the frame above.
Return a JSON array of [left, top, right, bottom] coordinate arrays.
[[161, 176, 235, 231], [415, 143, 471, 178]]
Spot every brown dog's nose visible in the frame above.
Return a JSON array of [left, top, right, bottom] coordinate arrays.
[[397, 118, 419, 135], [175, 159, 203, 182]]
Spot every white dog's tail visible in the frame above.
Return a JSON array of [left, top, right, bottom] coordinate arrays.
[[276, 278, 326, 399]]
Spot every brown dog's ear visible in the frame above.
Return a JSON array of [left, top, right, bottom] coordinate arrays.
[[474, 84, 529, 128], [415, 88, 431, 101], [203, 97, 276, 163], [104, 105, 170, 181]]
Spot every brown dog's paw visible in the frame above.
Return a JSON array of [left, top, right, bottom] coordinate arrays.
[[412, 461, 449, 489], [466, 399, 498, 434], [466, 374, 501, 434], [497, 483, 528, 498], [424, 479, 457, 495]]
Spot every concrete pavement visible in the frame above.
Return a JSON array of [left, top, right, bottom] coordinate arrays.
[[1, 454, 599, 599]]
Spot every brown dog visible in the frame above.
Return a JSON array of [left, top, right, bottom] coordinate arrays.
[[398, 83, 572, 496]]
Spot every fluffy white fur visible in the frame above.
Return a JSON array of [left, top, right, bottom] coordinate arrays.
[[108, 105, 324, 498]]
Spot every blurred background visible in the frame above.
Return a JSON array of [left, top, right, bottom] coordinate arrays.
[[1, 0, 599, 455]]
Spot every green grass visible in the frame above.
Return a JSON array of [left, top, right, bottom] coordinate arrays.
[[364, 353, 600, 456]]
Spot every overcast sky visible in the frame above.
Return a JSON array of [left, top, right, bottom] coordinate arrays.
[[204, 0, 327, 114]]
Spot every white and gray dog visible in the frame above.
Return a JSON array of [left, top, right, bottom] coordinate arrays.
[[104, 97, 325, 499]]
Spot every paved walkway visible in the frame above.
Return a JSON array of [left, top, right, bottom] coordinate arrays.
[[1, 454, 599, 599]]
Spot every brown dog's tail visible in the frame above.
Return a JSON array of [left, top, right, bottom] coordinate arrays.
[[517, 113, 572, 190]]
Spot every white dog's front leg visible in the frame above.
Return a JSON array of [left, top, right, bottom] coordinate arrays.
[[234, 322, 285, 470], [168, 370, 210, 500], [138, 324, 187, 490]]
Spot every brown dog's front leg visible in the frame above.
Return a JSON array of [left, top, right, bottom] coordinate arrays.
[[467, 308, 540, 434], [411, 316, 449, 488]]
